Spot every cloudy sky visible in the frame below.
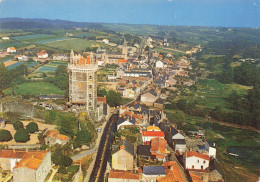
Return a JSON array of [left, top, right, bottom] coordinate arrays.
[[0, 0, 260, 27]]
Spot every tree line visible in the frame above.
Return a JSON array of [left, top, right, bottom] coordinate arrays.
[[0, 62, 28, 91]]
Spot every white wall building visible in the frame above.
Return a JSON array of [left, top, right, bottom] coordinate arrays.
[[184, 151, 210, 171], [205, 141, 216, 158]]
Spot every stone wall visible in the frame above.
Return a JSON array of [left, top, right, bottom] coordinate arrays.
[[1, 103, 35, 118]]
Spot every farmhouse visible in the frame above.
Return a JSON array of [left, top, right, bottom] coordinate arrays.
[[7, 47, 16, 53], [44, 130, 70, 146], [37, 50, 48, 59]]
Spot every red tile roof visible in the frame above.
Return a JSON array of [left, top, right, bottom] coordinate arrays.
[[118, 59, 128, 63], [151, 137, 167, 156], [185, 151, 210, 161], [189, 173, 203, 182], [109, 170, 139, 180], [97, 97, 107, 104], [0, 150, 49, 170], [158, 161, 184, 182], [142, 131, 165, 137]]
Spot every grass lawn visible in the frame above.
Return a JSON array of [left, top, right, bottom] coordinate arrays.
[[45, 38, 111, 51], [4, 82, 65, 96]]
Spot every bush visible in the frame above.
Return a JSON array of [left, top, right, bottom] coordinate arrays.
[[13, 121, 24, 130], [0, 129, 13, 141], [58, 165, 67, 174], [14, 129, 30, 143], [26, 122, 39, 133]]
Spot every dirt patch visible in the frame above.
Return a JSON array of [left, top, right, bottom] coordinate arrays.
[[4, 60, 16, 67], [0, 121, 56, 145]]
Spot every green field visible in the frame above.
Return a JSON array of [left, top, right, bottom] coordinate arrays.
[[195, 79, 251, 110], [0, 39, 29, 49], [4, 82, 65, 96], [45, 38, 111, 51], [30, 61, 68, 78], [155, 47, 186, 57]]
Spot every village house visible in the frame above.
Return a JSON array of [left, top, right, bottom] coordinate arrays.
[[37, 50, 48, 59], [15, 55, 29, 61], [154, 98, 164, 109], [140, 91, 158, 106], [0, 150, 51, 182], [108, 170, 140, 182], [2, 36, 9, 40], [205, 141, 216, 159], [183, 151, 210, 171], [157, 161, 185, 182], [117, 116, 136, 131], [112, 139, 134, 171], [44, 130, 70, 146], [13, 150, 51, 182], [52, 54, 69, 61], [142, 166, 166, 181], [155, 60, 164, 68], [146, 125, 161, 131], [150, 137, 169, 161], [103, 39, 109, 44], [7, 47, 16, 53], [142, 131, 165, 145]]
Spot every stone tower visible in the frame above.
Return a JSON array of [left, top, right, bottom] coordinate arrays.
[[68, 50, 98, 112]]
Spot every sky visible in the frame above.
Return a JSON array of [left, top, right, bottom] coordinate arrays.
[[0, 0, 260, 27]]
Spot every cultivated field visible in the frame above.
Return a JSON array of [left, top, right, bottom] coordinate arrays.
[[4, 82, 65, 96], [45, 38, 111, 51]]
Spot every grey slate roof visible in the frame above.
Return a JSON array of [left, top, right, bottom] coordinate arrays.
[[137, 145, 151, 157], [143, 166, 166, 175], [112, 139, 134, 156]]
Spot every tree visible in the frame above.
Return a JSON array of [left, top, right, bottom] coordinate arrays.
[[53, 65, 68, 90], [0, 129, 13, 141], [58, 116, 75, 137], [14, 129, 30, 143], [26, 122, 39, 133], [106, 90, 122, 107], [13, 121, 24, 131], [74, 127, 91, 148], [97, 88, 107, 97], [0, 62, 8, 89], [60, 156, 73, 167]]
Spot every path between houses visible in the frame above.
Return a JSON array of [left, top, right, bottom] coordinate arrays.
[[47, 167, 58, 182]]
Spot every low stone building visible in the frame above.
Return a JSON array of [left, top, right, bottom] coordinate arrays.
[[45, 130, 70, 146]]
